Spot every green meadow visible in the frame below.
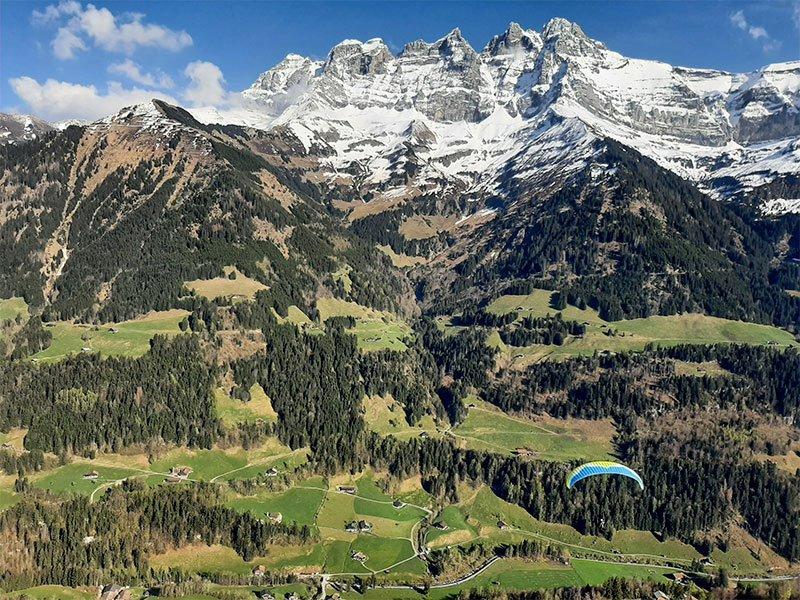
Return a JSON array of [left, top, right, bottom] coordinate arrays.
[[452, 399, 615, 462], [317, 297, 412, 352], [485, 289, 796, 364], [0, 297, 28, 321], [32, 309, 189, 362]]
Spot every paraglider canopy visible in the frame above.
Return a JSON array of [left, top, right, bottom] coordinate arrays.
[[566, 461, 644, 491]]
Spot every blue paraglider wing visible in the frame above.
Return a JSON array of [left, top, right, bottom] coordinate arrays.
[[566, 461, 644, 490]]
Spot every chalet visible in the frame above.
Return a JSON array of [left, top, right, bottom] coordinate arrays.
[[108, 327, 119, 334], [432, 521, 448, 531], [265, 467, 278, 477], [164, 475, 183, 484], [83, 471, 99, 480], [82, 346, 92, 353], [357, 520, 373, 532], [98, 585, 131, 600], [337, 485, 357, 494], [513, 447, 533, 456], [267, 512, 283, 524], [345, 520, 373, 533], [666, 572, 686, 584], [83, 535, 95, 545], [419, 431, 429, 438], [170, 466, 193, 480], [286, 593, 300, 600], [252, 564, 267, 577], [256, 592, 275, 600], [497, 520, 509, 530], [392, 499, 404, 508], [653, 592, 670, 600], [351, 550, 368, 562]]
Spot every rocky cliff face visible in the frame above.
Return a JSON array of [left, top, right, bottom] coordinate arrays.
[[189, 18, 800, 215]]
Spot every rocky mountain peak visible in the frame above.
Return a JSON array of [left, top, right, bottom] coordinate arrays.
[[324, 37, 394, 77], [483, 22, 542, 56]]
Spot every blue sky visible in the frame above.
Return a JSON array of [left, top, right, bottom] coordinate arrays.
[[2, 0, 799, 121]]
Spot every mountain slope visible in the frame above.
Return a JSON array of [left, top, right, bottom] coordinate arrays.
[[0, 100, 412, 322], [419, 139, 799, 326], [0, 113, 55, 144]]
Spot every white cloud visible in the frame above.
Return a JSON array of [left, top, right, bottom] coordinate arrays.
[[730, 10, 748, 30], [9, 76, 177, 122], [729, 9, 779, 52], [108, 59, 174, 88], [183, 61, 227, 106], [32, 0, 80, 25], [33, 2, 192, 59], [52, 26, 87, 59]]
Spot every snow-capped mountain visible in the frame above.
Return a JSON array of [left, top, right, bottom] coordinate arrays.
[[0, 113, 55, 144], [190, 18, 800, 215]]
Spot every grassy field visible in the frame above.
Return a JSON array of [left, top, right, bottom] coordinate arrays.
[[452, 399, 615, 462], [0, 487, 19, 511], [32, 462, 144, 496], [572, 558, 674, 584], [376, 244, 427, 268], [228, 477, 327, 526], [4, 586, 97, 599], [363, 395, 440, 440], [485, 289, 796, 364], [185, 266, 267, 301], [214, 384, 278, 426], [317, 298, 412, 352], [32, 309, 189, 362], [332, 264, 354, 293], [31, 438, 305, 498], [0, 297, 28, 321]]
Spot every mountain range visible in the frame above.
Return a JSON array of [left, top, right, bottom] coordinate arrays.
[[0, 19, 798, 328], [187, 18, 800, 216]]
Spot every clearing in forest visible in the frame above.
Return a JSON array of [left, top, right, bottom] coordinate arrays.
[[317, 297, 412, 352], [485, 289, 796, 364], [31, 309, 188, 362], [185, 266, 267, 301], [452, 399, 615, 462]]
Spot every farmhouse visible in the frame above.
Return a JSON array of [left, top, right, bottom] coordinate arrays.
[[267, 512, 283, 523], [252, 564, 267, 577], [265, 467, 278, 477], [256, 592, 275, 600], [83, 471, 99, 480], [392, 499, 404, 508], [351, 550, 368, 562], [337, 485, 357, 494], [345, 520, 373, 533], [108, 327, 119, 334], [432, 521, 448, 531], [497, 520, 509, 530], [170, 466, 193, 480], [358, 520, 373, 532]]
